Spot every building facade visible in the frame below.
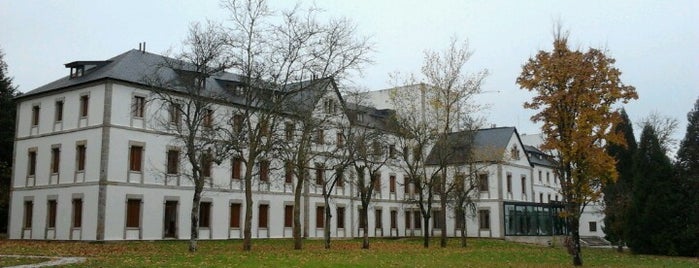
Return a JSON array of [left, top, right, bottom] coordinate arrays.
[[9, 49, 600, 241]]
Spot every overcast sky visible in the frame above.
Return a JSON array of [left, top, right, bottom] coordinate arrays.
[[1, 0, 697, 150]]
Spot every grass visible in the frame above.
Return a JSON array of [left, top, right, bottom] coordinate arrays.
[[0, 238, 696, 267]]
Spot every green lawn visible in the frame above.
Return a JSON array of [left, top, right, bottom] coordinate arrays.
[[0, 238, 696, 267]]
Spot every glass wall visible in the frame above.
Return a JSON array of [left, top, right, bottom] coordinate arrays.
[[504, 202, 567, 236]]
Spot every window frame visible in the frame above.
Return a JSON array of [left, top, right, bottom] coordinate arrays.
[[284, 205, 293, 228], [479, 209, 491, 230], [72, 198, 83, 228], [258, 204, 269, 228], [55, 99, 64, 122], [316, 206, 325, 228], [129, 145, 144, 172], [126, 198, 142, 228], [199, 201, 212, 228], [47, 199, 57, 228], [76, 143, 86, 172], [79, 94, 89, 118], [50, 146, 60, 174], [131, 95, 146, 118], [229, 203, 241, 228], [336, 206, 345, 229], [31, 105, 40, 126], [166, 149, 180, 175]]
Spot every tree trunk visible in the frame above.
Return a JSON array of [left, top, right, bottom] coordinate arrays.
[[423, 215, 430, 248], [440, 193, 447, 248], [572, 228, 583, 266], [361, 206, 369, 249], [293, 166, 305, 250], [243, 171, 253, 251], [324, 201, 332, 249], [616, 240, 623, 252], [189, 182, 202, 252], [461, 215, 467, 248]]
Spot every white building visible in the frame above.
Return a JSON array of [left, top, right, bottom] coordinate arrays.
[[9, 49, 599, 242]]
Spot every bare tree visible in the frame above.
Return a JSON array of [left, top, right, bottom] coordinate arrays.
[[145, 21, 233, 252], [389, 38, 487, 248], [637, 111, 679, 155], [221, 0, 371, 251]]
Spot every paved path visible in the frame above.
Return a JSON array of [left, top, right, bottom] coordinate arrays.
[[1, 255, 86, 267]]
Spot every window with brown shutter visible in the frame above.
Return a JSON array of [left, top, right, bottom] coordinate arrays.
[[404, 175, 410, 194], [203, 109, 214, 128], [433, 210, 443, 229], [24, 201, 33, 228], [72, 198, 82, 228], [336, 207, 345, 228], [414, 211, 422, 228], [229, 203, 241, 228], [315, 129, 324, 144], [55, 100, 64, 122], [76, 144, 86, 172], [316, 206, 324, 228], [405, 210, 411, 230], [232, 157, 242, 180], [372, 172, 381, 190], [28, 151, 37, 176], [284, 162, 293, 183], [32, 105, 40, 126], [51, 147, 60, 174], [336, 168, 344, 187], [129, 146, 143, 172], [201, 152, 212, 178], [336, 132, 344, 148], [80, 95, 89, 117], [479, 209, 490, 230], [199, 202, 211, 228], [126, 199, 141, 228], [521, 176, 527, 194], [167, 149, 179, 174], [315, 165, 324, 185], [47, 200, 57, 228], [285, 122, 294, 141], [506, 174, 512, 193], [132, 96, 145, 118], [233, 114, 244, 133], [284, 205, 293, 228], [169, 103, 181, 125], [258, 204, 269, 228], [375, 209, 382, 229], [259, 161, 269, 182], [479, 174, 489, 191], [389, 175, 396, 193], [390, 210, 397, 229], [358, 208, 366, 229], [455, 209, 465, 229]]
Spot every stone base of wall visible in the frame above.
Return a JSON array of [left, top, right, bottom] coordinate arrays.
[[505, 235, 565, 246]]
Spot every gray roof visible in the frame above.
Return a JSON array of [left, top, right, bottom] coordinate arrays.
[[425, 127, 521, 165], [19, 50, 337, 116], [523, 145, 556, 167]]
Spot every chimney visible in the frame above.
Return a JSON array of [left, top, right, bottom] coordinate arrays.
[[138, 42, 142, 51], [143, 42, 146, 53]]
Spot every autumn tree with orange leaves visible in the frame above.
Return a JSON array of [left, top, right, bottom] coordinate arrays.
[[516, 28, 638, 266]]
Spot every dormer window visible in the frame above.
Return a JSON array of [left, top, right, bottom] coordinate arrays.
[[510, 146, 520, 160], [70, 66, 85, 78]]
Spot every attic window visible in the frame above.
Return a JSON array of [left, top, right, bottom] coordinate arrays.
[[323, 99, 337, 114], [511, 146, 520, 160], [70, 66, 85, 78]]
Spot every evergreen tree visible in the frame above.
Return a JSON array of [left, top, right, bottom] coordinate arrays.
[[627, 125, 683, 255], [0, 47, 20, 233], [603, 109, 636, 252], [674, 97, 699, 256]]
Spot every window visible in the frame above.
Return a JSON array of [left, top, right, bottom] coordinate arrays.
[[455, 209, 465, 229], [167, 149, 179, 175], [259, 160, 269, 182], [285, 122, 294, 141], [284, 162, 293, 183], [47, 200, 57, 228], [126, 199, 141, 228], [28, 150, 37, 176], [414, 211, 422, 228], [546, 172, 550, 184], [589, 221, 597, 232], [199, 202, 211, 228], [336, 168, 344, 187], [539, 193, 544, 203], [316, 206, 325, 228], [201, 152, 212, 178], [405, 211, 411, 229], [284, 205, 293, 228], [432, 176, 443, 194], [169, 103, 181, 125], [521, 176, 527, 194], [372, 141, 383, 156], [232, 157, 242, 180], [337, 207, 345, 228], [389, 145, 396, 158], [76, 144, 86, 172], [258, 204, 269, 228], [455, 173, 465, 191], [233, 114, 244, 133], [315, 165, 324, 185], [412, 146, 422, 161], [260, 119, 269, 136], [203, 109, 213, 128], [132, 96, 145, 118], [433, 210, 443, 229], [336, 132, 344, 148], [129, 145, 143, 172], [506, 174, 512, 193], [358, 208, 366, 229], [404, 175, 411, 194], [72, 198, 82, 228], [479, 209, 490, 230], [79, 95, 89, 117], [323, 99, 337, 114], [389, 175, 396, 193], [538, 170, 542, 182], [229, 203, 241, 228], [548, 194, 551, 203], [32, 105, 40, 126], [510, 146, 520, 160], [372, 172, 381, 190], [375, 209, 382, 229], [315, 129, 324, 144], [70, 66, 84, 78], [390, 210, 397, 229], [24, 200, 33, 228], [55, 100, 64, 122], [50, 147, 60, 174]]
